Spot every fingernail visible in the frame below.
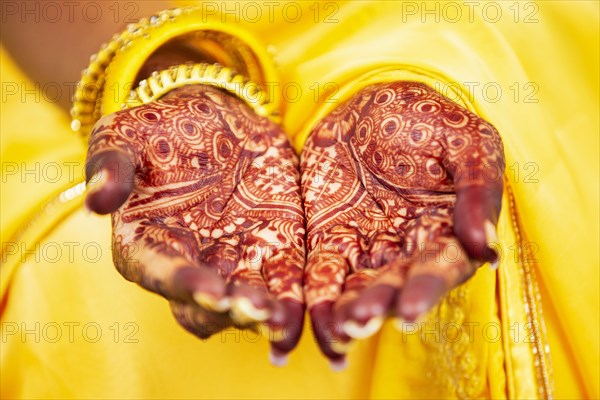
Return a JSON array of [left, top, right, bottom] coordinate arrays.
[[330, 339, 355, 354], [342, 316, 384, 339], [484, 219, 498, 243], [86, 170, 108, 194], [193, 292, 230, 312], [230, 297, 271, 324], [484, 219, 499, 260], [490, 260, 499, 270], [470, 259, 483, 270], [269, 349, 289, 367], [329, 358, 348, 372], [399, 300, 430, 322], [84, 171, 109, 215]]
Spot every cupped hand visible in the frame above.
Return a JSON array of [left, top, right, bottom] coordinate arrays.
[[85, 85, 305, 364], [301, 81, 505, 367]]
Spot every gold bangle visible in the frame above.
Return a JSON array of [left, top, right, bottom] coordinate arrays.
[[70, 8, 185, 136], [125, 63, 277, 121], [70, 6, 279, 139]]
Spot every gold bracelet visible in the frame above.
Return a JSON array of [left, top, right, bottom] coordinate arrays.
[[125, 63, 277, 120], [71, 8, 185, 136], [70, 6, 279, 139]]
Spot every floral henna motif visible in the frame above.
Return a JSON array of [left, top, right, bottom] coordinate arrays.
[[301, 81, 505, 366], [85, 85, 305, 361]]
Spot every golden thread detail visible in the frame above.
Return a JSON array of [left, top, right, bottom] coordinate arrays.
[[505, 178, 554, 399]]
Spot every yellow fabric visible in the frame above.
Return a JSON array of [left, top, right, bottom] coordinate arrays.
[[2, 1, 598, 399]]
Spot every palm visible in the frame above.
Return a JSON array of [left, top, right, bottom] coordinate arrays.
[[86, 85, 305, 360], [301, 81, 504, 365]]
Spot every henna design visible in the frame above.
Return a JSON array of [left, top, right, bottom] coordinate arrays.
[[301, 81, 505, 365], [86, 85, 305, 359]]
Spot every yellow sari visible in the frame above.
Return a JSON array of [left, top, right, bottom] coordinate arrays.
[[2, 1, 598, 398]]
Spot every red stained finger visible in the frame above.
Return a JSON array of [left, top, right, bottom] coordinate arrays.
[[396, 275, 446, 322], [85, 150, 136, 214], [368, 231, 403, 269], [172, 266, 228, 310], [268, 299, 304, 365], [304, 250, 348, 310], [85, 111, 143, 215], [304, 250, 351, 366], [453, 185, 502, 263], [170, 301, 232, 340], [334, 268, 392, 340], [112, 220, 228, 308], [262, 253, 305, 359], [439, 98, 504, 263], [396, 237, 475, 322], [228, 278, 273, 326], [227, 269, 305, 364], [309, 301, 350, 369], [334, 231, 403, 339], [337, 283, 395, 339]]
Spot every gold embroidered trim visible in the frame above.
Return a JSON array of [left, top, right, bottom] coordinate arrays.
[[505, 179, 554, 399]]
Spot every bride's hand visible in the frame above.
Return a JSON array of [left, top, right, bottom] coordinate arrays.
[[301, 81, 504, 367], [85, 85, 305, 364]]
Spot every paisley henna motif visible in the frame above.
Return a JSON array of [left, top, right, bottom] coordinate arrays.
[[86, 85, 305, 361], [301, 81, 505, 365]]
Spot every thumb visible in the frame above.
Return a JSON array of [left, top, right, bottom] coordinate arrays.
[[85, 150, 136, 214], [453, 184, 503, 263]]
